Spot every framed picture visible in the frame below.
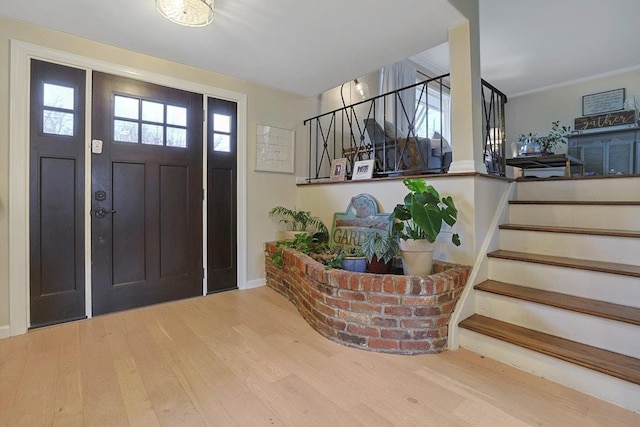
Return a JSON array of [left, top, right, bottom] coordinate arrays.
[[255, 124, 295, 173], [330, 158, 347, 181], [352, 159, 374, 180], [582, 88, 625, 116]]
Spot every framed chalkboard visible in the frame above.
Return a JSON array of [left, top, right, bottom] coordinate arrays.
[[582, 88, 625, 116]]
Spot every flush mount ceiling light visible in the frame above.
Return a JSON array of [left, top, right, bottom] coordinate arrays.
[[156, 0, 214, 27]]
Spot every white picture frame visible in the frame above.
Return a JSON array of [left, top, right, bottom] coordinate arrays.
[[352, 159, 374, 180], [582, 88, 625, 116], [330, 158, 347, 181], [256, 124, 295, 173]]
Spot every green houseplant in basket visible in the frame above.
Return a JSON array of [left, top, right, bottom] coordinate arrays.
[[389, 178, 460, 275]]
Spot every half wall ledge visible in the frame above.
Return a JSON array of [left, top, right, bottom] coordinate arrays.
[[264, 242, 471, 355]]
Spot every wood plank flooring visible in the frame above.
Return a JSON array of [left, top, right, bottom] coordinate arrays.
[[1, 286, 639, 426]]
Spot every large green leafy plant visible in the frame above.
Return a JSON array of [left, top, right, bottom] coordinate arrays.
[[389, 178, 461, 246]]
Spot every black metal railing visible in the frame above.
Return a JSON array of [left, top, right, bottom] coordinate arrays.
[[482, 79, 508, 176], [304, 74, 452, 182], [303, 75, 508, 182]]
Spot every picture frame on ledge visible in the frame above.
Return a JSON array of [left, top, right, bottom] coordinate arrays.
[[330, 158, 347, 181], [352, 159, 374, 180]]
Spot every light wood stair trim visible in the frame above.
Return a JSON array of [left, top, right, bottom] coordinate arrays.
[[475, 280, 640, 326], [459, 314, 640, 386], [510, 200, 640, 206], [487, 250, 640, 278], [499, 224, 640, 238]]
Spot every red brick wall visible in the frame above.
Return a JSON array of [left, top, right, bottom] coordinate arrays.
[[264, 242, 470, 355]]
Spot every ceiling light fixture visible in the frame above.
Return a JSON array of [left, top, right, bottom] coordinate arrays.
[[156, 0, 214, 27], [353, 79, 369, 99]]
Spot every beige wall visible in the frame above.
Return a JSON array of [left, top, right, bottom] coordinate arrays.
[[0, 16, 316, 330], [296, 175, 511, 268], [506, 69, 640, 148]]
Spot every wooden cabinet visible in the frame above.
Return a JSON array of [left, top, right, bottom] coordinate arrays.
[[568, 127, 639, 175]]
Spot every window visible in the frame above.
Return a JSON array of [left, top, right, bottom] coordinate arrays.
[[113, 94, 187, 148], [212, 113, 231, 152], [42, 83, 75, 136], [415, 81, 451, 143]]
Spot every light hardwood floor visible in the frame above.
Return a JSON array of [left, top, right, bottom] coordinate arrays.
[[1, 286, 638, 426]]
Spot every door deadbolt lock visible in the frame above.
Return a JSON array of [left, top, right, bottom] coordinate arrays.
[[95, 190, 107, 201], [93, 207, 116, 219]]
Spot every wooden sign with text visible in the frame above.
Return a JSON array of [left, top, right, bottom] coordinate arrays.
[[574, 110, 637, 131], [331, 194, 392, 249]]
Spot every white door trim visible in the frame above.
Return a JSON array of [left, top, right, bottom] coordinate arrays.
[[9, 40, 248, 336]]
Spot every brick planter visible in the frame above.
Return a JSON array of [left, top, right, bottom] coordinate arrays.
[[264, 241, 471, 355]]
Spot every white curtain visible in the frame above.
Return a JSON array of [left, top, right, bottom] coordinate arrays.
[[378, 60, 417, 137]]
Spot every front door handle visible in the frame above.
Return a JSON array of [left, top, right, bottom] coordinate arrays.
[[93, 207, 117, 219]]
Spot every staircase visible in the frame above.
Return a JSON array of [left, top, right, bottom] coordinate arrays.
[[458, 176, 640, 412]]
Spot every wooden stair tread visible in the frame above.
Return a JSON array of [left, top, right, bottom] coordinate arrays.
[[510, 200, 640, 206], [487, 250, 640, 278], [499, 224, 640, 238], [459, 314, 640, 385], [475, 280, 640, 326]]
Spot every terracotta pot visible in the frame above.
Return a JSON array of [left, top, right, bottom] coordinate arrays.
[[398, 239, 434, 276], [366, 256, 392, 274]]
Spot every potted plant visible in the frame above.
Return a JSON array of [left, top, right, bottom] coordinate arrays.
[[389, 178, 461, 276], [360, 229, 399, 274], [516, 121, 571, 155], [268, 206, 328, 240], [340, 246, 367, 273]]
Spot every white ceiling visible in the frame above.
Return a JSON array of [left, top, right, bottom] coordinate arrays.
[[1, 1, 639, 98], [0, 0, 464, 97]]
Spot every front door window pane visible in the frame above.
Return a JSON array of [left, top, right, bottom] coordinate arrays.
[[142, 100, 164, 123], [142, 124, 164, 145], [167, 127, 187, 148], [114, 120, 138, 143], [167, 105, 187, 126], [43, 110, 74, 136], [213, 114, 231, 133], [213, 133, 230, 152], [43, 83, 74, 110], [114, 96, 139, 120]]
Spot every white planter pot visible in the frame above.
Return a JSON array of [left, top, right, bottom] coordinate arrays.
[[399, 239, 435, 276], [282, 230, 311, 241]]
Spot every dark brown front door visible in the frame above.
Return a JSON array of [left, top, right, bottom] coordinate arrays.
[[207, 97, 237, 292], [29, 60, 87, 328], [91, 72, 203, 315]]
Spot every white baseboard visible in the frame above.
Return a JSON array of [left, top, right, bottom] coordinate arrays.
[[0, 325, 10, 340], [242, 278, 266, 290]]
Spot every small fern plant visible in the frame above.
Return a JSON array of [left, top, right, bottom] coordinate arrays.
[[268, 206, 327, 234]]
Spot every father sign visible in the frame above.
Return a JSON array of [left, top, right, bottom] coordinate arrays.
[[331, 194, 393, 249]]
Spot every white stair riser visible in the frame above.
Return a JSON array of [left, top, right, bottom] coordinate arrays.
[[459, 329, 640, 413], [475, 292, 640, 358], [515, 177, 640, 201], [488, 258, 640, 308], [499, 230, 640, 265], [509, 204, 640, 230]]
